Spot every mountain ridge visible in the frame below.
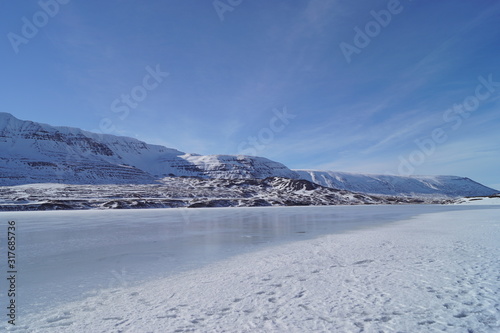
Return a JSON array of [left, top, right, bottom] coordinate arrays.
[[0, 112, 497, 198], [0, 112, 298, 184], [294, 170, 497, 198]]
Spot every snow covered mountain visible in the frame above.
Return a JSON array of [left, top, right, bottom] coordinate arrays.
[[0, 113, 297, 185], [0, 113, 497, 199], [295, 170, 498, 198]]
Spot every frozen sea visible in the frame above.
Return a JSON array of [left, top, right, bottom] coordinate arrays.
[[1, 204, 499, 332], [0, 205, 495, 314]]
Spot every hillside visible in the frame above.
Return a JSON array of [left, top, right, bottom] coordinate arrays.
[[1, 113, 497, 200], [295, 170, 498, 198]]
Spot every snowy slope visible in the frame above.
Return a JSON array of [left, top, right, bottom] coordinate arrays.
[[295, 170, 499, 198], [182, 154, 299, 180], [1, 113, 497, 198], [0, 113, 297, 185], [0, 112, 180, 184]]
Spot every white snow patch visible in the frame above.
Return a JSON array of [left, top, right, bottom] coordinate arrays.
[[454, 196, 500, 205]]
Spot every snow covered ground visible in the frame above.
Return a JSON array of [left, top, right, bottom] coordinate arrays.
[[454, 195, 500, 205], [2, 205, 499, 332]]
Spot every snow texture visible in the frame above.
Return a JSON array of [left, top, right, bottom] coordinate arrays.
[[295, 170, 498, 198], [4, 206, 499, 332], [455, 194, 500, 205], [1, 113, 497, 199], [0, 113, 297, 185]]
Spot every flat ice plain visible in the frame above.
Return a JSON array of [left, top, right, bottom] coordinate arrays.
[[1, 204, 499, 332]]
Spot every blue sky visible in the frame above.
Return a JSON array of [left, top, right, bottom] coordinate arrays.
[[2, 0, 500, 189]]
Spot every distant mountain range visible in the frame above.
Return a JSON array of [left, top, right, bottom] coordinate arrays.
[[0, 113, 497, 200], [295, 170, 497, 198]]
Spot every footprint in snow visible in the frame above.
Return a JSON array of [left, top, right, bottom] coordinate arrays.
[[102, 317, 123, 321], [46, 312, 72, 323]]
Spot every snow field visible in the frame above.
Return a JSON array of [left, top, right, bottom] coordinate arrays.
[[455, 196, 500, 205], [9, 208, 500, 332]]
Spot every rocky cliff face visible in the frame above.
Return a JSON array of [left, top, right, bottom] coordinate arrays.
[[0, 113, 297, 185]]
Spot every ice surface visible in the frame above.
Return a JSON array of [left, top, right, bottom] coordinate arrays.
[[1, 205, 447, 315], [1, 205, 499, 332]]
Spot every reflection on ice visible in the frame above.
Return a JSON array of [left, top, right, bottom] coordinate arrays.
[[1, 204, 495, 316]]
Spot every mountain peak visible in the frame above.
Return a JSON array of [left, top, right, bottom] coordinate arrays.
[[0, 112, 21, 127]]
